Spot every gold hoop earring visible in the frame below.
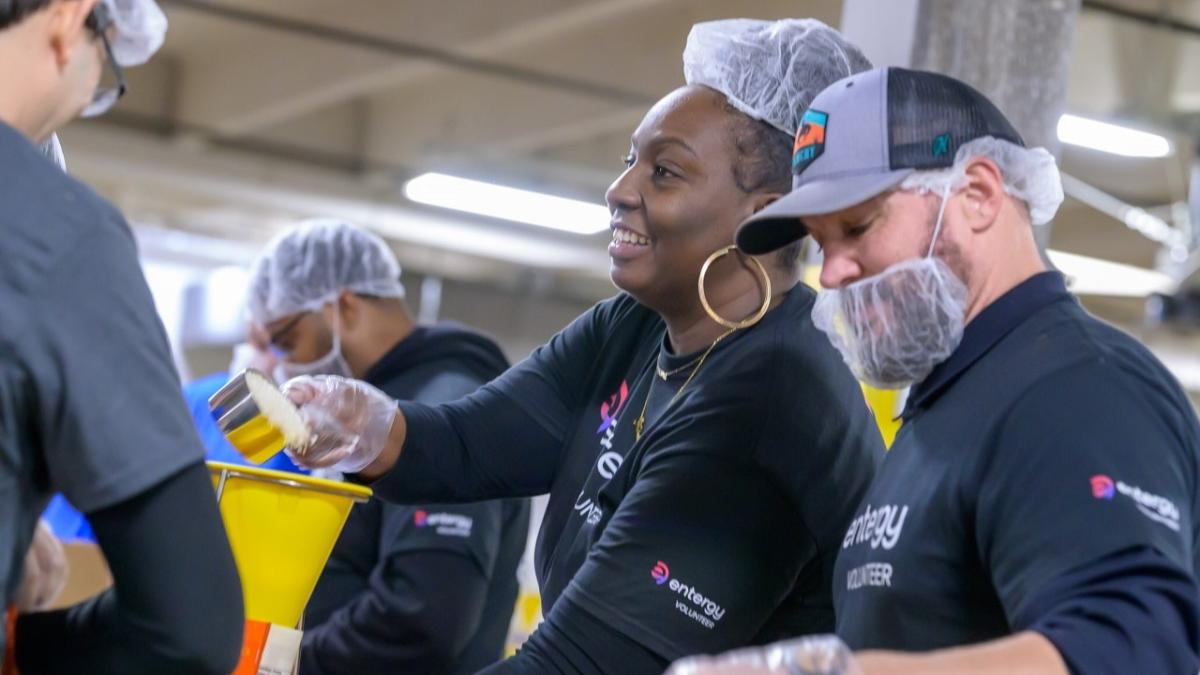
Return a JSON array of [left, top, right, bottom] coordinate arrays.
[[697, 245, 772, 330]]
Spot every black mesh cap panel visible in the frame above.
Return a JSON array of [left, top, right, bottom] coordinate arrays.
[[887, 68, 1025, 170]]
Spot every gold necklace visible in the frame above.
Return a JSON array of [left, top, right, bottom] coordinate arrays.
[[634, 328, 736, 441], [655, 353, 704, 380]]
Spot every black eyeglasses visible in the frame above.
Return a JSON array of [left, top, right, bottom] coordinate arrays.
[[81, 3, 126, 117], [268, 314, 308, 348]]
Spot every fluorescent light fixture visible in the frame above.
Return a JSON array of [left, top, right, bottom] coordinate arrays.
[[1057, 114, 1171, 158], [404, 172, 609, 235], [1047, 249, 1175, 297]]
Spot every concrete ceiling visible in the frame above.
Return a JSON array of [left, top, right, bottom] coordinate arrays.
[[53, 0, 1200, 395]]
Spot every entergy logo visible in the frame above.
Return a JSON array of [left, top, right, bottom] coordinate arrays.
[[413, 510, 474, 538], [842, 503, 909, 551], [650, 560, 726, 629], [651, 560, 670, 585], [1091, 474, 1180, 532], [596, 381, 629, 434], [1091, 474, 1115, 500]]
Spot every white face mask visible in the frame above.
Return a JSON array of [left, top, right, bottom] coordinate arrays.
[[811, 187, 969, 390], [273, 304, 353, 382], [229, 343, 273, 377]]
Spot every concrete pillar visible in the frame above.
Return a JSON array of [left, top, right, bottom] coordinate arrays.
[[839, 0, 920, 68], [911, 0, 1081, 154], [842, 0, 1080, 249], [845, 0, 1081, 153], [911, 0, 1081, 248]]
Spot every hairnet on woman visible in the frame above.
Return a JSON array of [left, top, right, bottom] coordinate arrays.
[[276, 18, 885, 674]]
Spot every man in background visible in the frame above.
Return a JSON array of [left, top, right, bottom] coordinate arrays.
[[247, 219, 530, 674]]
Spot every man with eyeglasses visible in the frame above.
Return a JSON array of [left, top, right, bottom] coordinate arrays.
[[246, 219, 530, 675], [0, 1, 243, 673]]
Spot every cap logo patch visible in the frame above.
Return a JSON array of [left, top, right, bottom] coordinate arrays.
[[932, 133, 951, 158], [792, 109, 828, 175]]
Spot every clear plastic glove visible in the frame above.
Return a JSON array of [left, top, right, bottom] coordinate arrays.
[[666, 635, 862, 675], [15, 519, 68, 612], [282, 375, 397, 474]]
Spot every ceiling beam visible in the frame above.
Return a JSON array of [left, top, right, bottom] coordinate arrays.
[[173, 0, 666, 135], [61, 123, 611, 276]]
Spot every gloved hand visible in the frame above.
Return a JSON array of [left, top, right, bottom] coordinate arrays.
[[666, 636, 861, 675], [15, 519, 68, 612], [282, 375, 398, 474]]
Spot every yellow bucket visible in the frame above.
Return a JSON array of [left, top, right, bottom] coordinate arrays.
[[208, 461, 372, 627]]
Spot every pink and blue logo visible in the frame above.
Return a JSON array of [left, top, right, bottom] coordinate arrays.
[[651, 560, 670, 585], [414, 509, 429, 526], [596, 381, 630, 434], [1091, 475, 1115, 500]]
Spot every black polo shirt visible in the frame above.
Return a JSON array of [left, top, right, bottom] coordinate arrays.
[[834, 272, 1200, 669]]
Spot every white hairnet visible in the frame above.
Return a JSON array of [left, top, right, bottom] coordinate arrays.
[[898, 136, 1065, 225], [248, 219, 406, 325], [101, 0, 167, 67], [683, 18, 872, 137]]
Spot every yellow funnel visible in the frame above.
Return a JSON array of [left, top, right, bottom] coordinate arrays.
[[208, 462, 372, 627]]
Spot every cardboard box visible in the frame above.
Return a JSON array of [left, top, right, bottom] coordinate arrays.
[[48, 542, 112, 610]]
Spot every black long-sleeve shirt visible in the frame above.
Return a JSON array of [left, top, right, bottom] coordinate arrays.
[[16, 463, 243, 674], [370, 287, 885, 672], [301, 324, 529, 674]]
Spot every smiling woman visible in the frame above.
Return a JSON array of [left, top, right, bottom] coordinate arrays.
[[274, 17, 886, 675], [605, 84, 790, 338]]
